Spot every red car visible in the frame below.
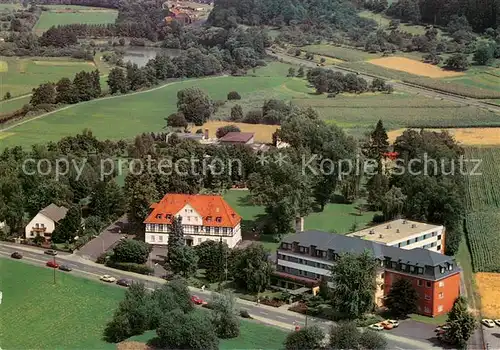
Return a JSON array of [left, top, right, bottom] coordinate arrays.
[[46, 260, 59, 268], [191, 295, 206, 305]]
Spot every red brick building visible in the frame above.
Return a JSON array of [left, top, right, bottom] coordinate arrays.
[[273, 230, 461, 317]]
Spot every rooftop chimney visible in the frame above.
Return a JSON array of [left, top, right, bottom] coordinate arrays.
[[396, 229, 400, 233], [204, 128, 209, 140], [386, 224, 391, 229], [411, 224, 416, 228], [369, 229, 375, 235], [379, 234, 383, 238], [403, 219, 407, 224]]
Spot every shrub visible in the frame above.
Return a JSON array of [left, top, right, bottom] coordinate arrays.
[[216, 125, 241, 138], [227, 91, 241, 100], [239, 310, 252, 318], [355, 314, 384, 327], [372, 213, 385, 223], [105, 261, 153, 275]]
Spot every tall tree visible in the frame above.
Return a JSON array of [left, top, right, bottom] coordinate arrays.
[[30, 82, 56, 106], [230, 104, 244, 121], [90, 180, 125, 222], [168, 215, 185, 248], [111, 239, 150, 264], [124, 173, 158, 230], [126, 62, 148, 91], [381, 186, 407, 220], [210, 291, 240, 338], [177, 87, 213, 126], [107, 68, 129, 94], [229, 243, 273, 294], [195, 240, 229, 283], [168, 245, 198, 277], [444, 297, 476, 348], [330, 251, 377, 319], [55, 77, 78, 104], [73, 71, 94, 101], [363, 120, 389, 166], [51, 204, 81, 243], [385, 278, 418, 317]]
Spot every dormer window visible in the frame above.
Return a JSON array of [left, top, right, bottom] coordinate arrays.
[[448, 264, 453, 271], [401, 263, 406, 270], [216, 217, 222, 223], [440, 267, 445, 274], [410, 266, 415, 273], [166, 214, 172, 220], [207, 216, 212, 222], [156, 213, 162, 219]]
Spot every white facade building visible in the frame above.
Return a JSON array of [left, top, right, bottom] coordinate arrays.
[[25, 204, 68, 240], [144, 194, 242, 248]]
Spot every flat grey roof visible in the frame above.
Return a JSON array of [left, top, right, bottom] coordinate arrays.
[[347, 219, 443, 244]]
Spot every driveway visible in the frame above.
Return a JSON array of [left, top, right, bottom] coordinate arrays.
[[75, 215, 129, 261]]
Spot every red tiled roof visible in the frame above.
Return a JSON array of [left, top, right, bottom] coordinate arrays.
[[273, 271, 319, 287], [219, 132, 254, 143], [144, 193, 241, 227]]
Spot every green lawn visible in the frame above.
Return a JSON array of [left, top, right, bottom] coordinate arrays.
[[0, 258, 288, 350], [223, 189, 379, 251], [0, 258, 125, 349], [409, 313, 448, 325], [34, 5, 117, 33], [0, 56, 98, 97], [302, 44, 380, 62], [0, 95, 31, 114]]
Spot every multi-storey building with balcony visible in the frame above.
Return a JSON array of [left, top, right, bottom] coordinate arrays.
[[144, 193, 242, 248], [347, 219, 445, 254], [273, 230, 460, 317]]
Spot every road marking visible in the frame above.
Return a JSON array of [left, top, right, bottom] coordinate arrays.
[[276, 315, 288, 320], [259, 311, 269, 315]]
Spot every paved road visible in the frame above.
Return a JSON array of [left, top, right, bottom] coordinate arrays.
[[268, 51, 500, 114], [0, 242, 440, 349]]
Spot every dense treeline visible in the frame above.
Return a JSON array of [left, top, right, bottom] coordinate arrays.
[[1, 4, 41, 32], [387, 0, 500, 32]]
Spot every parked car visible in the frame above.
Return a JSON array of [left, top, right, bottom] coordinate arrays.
[[46, 260, 59, 268], [116, 278, 133, 287], [482, 319, 495, 328], [386, 320, 399, 328], [100, 275, 116, 283], [44, 249, 57, 256], [59, 265, 72, 272], [495, 319, 500, 327], [10, 252, 22, 259], [435, 324, 450, 332], [368, 323, 384, 331], [380, 321, 394, 330], [191, 295, 206, 305]]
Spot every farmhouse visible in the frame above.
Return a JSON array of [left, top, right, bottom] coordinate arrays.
[[25, 204, 68, 241], [144, 193, 242, 248], [347, 219, 445, 254], [218, 132, 255, 145], [273, 230, 460, 317]]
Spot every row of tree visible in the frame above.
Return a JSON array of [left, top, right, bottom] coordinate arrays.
[[307, 68, 393, 94], [30, 70, 101, 106]]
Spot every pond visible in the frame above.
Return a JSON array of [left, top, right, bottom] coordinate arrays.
[[123, 47, 182, 67]]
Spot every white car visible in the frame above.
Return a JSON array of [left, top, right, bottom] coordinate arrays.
[[386, 319, 399, 328], [368, 323, 384, 331], [482, 319, 495, 328], [495, 319, 500, 327], [100, 275, 116, 283]]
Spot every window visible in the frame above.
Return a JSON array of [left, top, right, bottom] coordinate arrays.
[[187, 216, 191, 222], [35, 223, 39, 228], [423, 234, 429, 240], [425, 294, 431, 300], [391, 262, 397, 269], [216, 217, 222, 223], [158, 235, 163, 242], [380, 273, 385, 279], [156, 213, 162, 219], [150, 235, 155, 242], [207, 216, 212, 222], [159, 224, 164, 231], [214, 227, 220, 234], [401, 263, 406, 270], [438, 305, 443, 312], [415, 236, 419, 242], [166, 214, 172, 219], [426, 281, 431, 288], [194, 226, 199, 233], [437, 245, 441, 251], [437, 235, 442, 240], [448, 264, 453, 271], [406, 239, 410, 245], [380, 284, 384, 290], [431, 242, 436, 247], [299, 246, 305, 253], [410, 266, 415, 273], [418, 267, 424, 274], [438, 292, 444, 299], [398, 243, 402, 248], [417, 280, 423, 287], [439, 281, 444, 287], [440, 267, 445, 274]]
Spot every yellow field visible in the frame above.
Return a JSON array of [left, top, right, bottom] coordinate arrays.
[[388, 128, 500, 146], [201, 121, 279, 143], [368, 57, 464, 78], [0, 60, 7, 72], [476, 273, 500, 318], [33, 60, 96, 67]]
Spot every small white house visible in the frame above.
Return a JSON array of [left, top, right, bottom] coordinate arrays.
[[25, 204, 68, 241]]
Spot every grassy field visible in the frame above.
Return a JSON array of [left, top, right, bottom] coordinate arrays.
[[0, 56, 97, 97], [388, 127, 500, 146], [223, 189, 378, 251], [0, 258, 288, 349], [0, 95, 31, 113], [34, 5, 117, 33], [2, 61, 498, 150], [302, 44, 380, 62]]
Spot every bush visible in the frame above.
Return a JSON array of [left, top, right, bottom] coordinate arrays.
[[260, 298, 285, 307], [372, 213, 385, 223], [227, 91, 241, 100], [239, 310, 252, 318], [355, 314, 384, 327], [105, 261, 153, 275], [216, 125, 241, 138], [96, 252, 109, 264]]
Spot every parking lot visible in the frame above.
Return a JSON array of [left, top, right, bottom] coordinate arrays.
[[483, 325, 500, 349]]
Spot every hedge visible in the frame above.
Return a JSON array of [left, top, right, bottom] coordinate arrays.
[[105, 261, 153, 275]]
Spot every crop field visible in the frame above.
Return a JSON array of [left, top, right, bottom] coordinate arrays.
[[302, 44, 380, 62], [368, 57, 463, 78], [339, 61, 500, 99], [0, 56, 96, 97], [464, 147, 500, 273], [34, 5, 118, 33], [388, 128, 500, 146], [443, 71, 500, 94], [202, 120, 279, 143], [476, 272, 500, 318]]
